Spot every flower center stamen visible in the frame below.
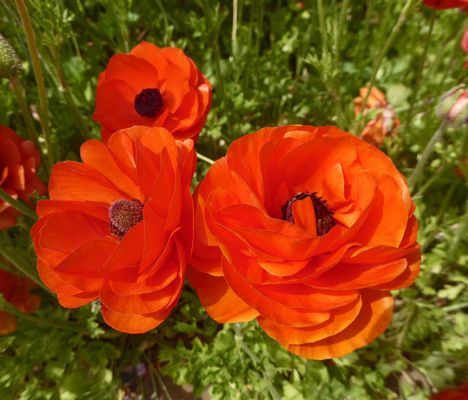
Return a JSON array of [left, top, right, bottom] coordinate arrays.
[[281, 191, 336, 236], [109, 199, 144, 238], [134, 88, 164, 118]]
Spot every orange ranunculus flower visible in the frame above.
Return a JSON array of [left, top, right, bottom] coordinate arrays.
[[31, 126, 196, 333], [0, 125, 46, 230], [0, 269, 41, 335], [431, 383, 468, 400], [423, 0, 468, 9], [354, 87, 400, 147], [93, 42, 212, 144], [188, 125, 420, 360]]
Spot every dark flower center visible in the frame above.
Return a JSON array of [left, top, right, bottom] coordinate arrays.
[[134, 88, 164, 118], [109, 199, 144, 239], [281, 191, 336, 236]]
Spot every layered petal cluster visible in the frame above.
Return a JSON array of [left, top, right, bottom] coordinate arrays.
[[0, 269, 41, 335], [354, 88, 400, 147], [423, 0, 468, 9], [431, 383, 468, 400], [189, 125, 420, 360], [93, 42, 212, 144], [31, 127, 196, 333], [0, 125, 46, 230]]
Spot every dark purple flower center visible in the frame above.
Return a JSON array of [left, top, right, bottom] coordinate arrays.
[[134, 88, 164, 118], [281, 191, 336, 236], [109, 199, 144, 239]]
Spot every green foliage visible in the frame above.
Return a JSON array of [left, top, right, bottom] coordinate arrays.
[[0, 0, 468, 398]]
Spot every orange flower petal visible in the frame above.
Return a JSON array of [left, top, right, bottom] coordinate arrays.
[[101, 304, 172, 334], [187, 267, 260, 323], [283, 289, 393, 360], [258, 295, 362, 345]]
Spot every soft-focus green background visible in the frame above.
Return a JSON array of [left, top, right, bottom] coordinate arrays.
[[1, 1, 468, 399]]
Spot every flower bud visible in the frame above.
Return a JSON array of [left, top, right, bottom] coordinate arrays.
[[437, 85, 468, 128], [0, 34, 22, 80]]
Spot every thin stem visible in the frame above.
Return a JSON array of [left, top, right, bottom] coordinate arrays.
[[232, 0, 238, 43], [448, 199, 468, 259], [9, 78, 40, 149], [0, 187, 38, 220], [354, 1, 373, 63], [263, 371, 282, 400], [354, 0, 417, 133], [53, 61, 92, 141], [142, 351, 173, 400], [404, 10, 436, 131], [414, 165, 449, 198], [199, 0, 233, 137], [235, 323, 282, 400], [14, 0, 54, 169], [407, 119, 449, 191], [0, 243, 55, 296], [443, 302, 468, 312], [196, 152, 215, 165], [155, 0, 170, 43], [333, 0, 350, 128], [317, 0, 329, 58], [420, 182, 456, 252]]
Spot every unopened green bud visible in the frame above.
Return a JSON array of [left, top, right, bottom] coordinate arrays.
[[0, 34, 22, 80], [437, 85, 468, 129]]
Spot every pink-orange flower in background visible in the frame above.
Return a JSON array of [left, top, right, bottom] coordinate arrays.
[[423, 0, 468, 8], [93, 42, 212, 144], [354, 87, 400, 147], [431, 383, 468, 400], [189, 125, 420, 360], [31, 126, 196, 333], [0, 125, 46, 230], [0, 269, 41, 335], [462, 25, 468, 53]]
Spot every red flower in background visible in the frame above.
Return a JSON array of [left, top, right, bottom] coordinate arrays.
[[462, 25, 468, 53], [423, 0, 468, 9], [431, 382, 468, 400], [31, 127, 196, 333], [0, 269, 41, 335], [93, 42, 212, 144], [189, 125, 420, 360], [0, 125, 46, 230], [354, 87, 400, 147]]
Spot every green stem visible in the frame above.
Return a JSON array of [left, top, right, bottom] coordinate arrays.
[[443, 302, 468, 312], [235, 323, 282, 400], [14, 0, 54, 169], [354, 1, 373, 63], [196, 152, 215, 165], [317, 0, 329, 58], [407, 119, 449, 191], [448, 199, 468, 260], [53, 61, 92, 141], [142, 351, 173, 400], [0, 187, 38, 220], [414, 165, 449, 198], [333, 0, 350, 128], [10, 77, 40, 149], [354, 0, 417, 133], [0, 243, 54, 296], [155, 0, 170, 43], [420, 182, 456, 253], [404, 10, 436, 131]]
